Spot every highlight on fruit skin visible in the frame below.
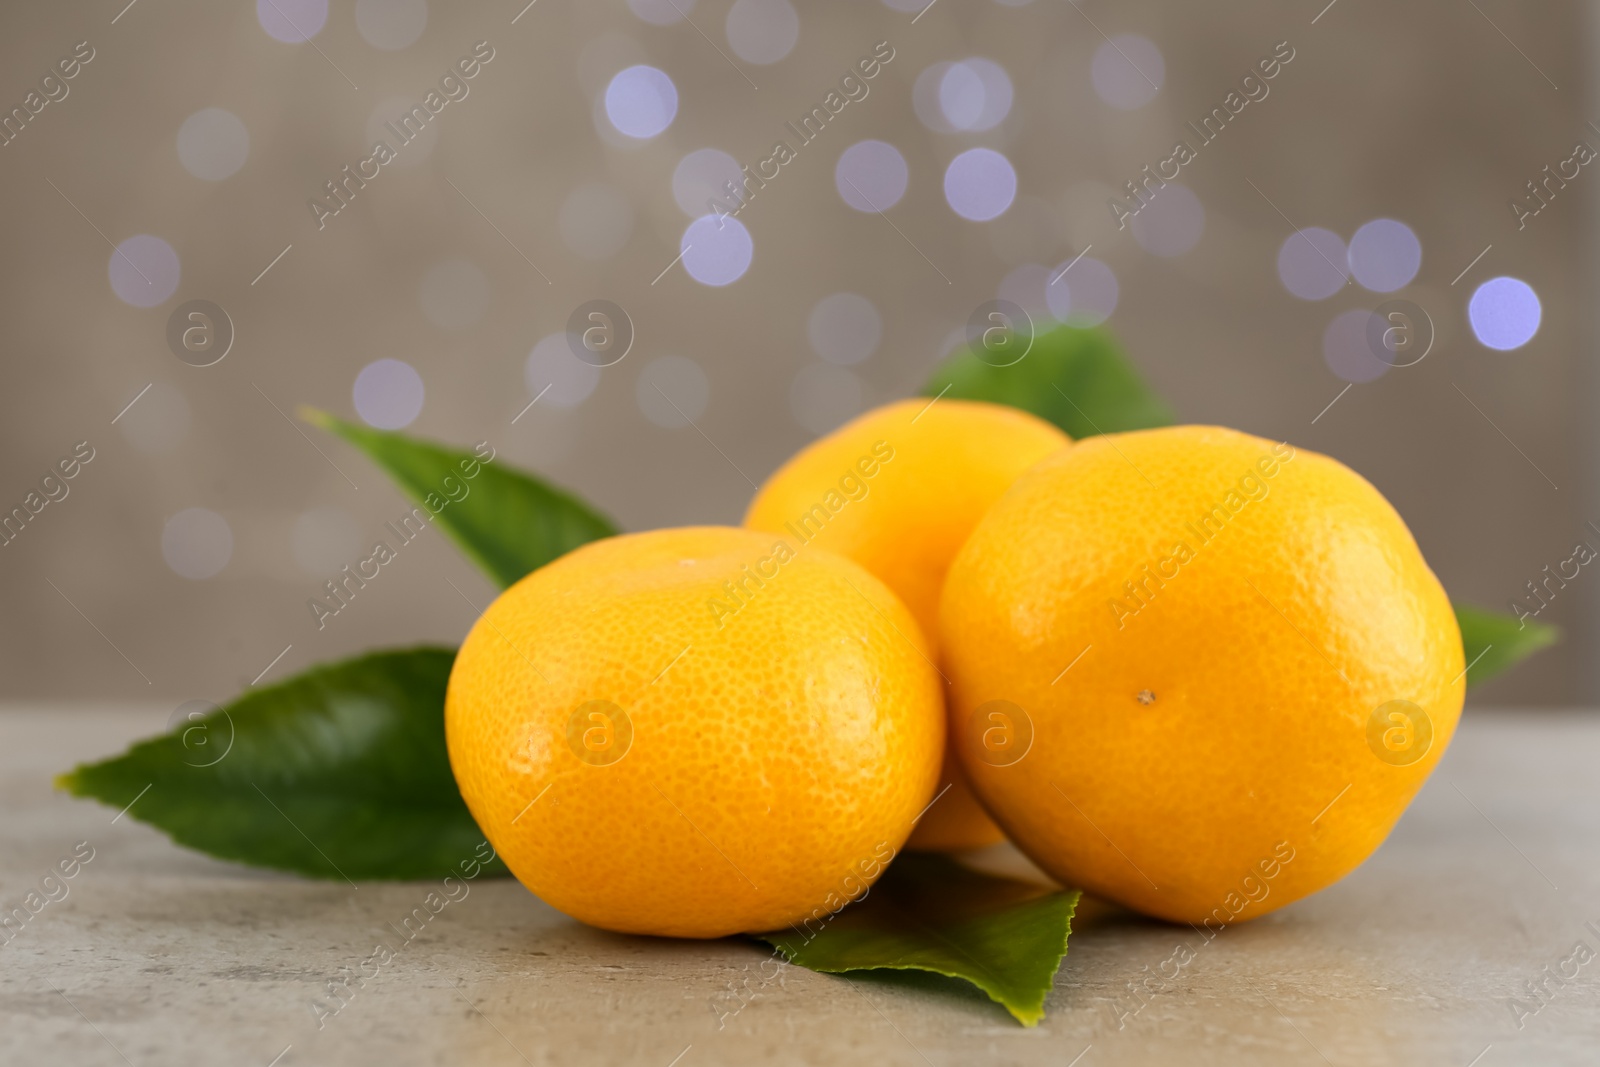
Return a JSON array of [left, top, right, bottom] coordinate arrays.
[[743, 397, 1071, 851], [444, 526, 945, 939], [939, 425, 1465, 925]]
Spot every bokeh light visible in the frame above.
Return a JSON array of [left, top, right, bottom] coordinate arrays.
[[1469, 276, 1541, 350], [1091, 34, 1164, 109], [681, 215, 753, 286], [636, 356, 711, 428], [355, 0, 427, 50], [944, 148, 1016, 221], [629, 0, 693, 25], [1348, 218, 1421, 293], [1277, 227, 1348, 300], [604, 66, 678, 139], [1322, 309, 1390, 383], [1045, 256, 1119, 326], [835, 140, 908, 212], [109, 235, 180, 308], [256, 0, 328, 42], [577, 33, 647, 97], [912, 62, 958, 133], [673, 149, 745, 217], [525, 333, 601, 408], [116, 382, 190, 455], [725, 0, 799, 65], [807, 293, 882, 365], [998, 264, 1053, 323], [353, 358, 425, 429], [938, 58, 1013, 131], [162, 508, 233, 580], [176, 109, 249, 180], [1128, 183, 1205, 257]]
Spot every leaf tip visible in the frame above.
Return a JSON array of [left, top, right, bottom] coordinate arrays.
[[1527, 618, 1560, 646], [1009, 1007, 1045, 1028], [1455, 603, 1561, 687], [298, 405, 332, 429]]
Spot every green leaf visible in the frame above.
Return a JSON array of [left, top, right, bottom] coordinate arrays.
[[56, 648, 505, 882], [756, 854, 1079, 1027], [1455, 604, 1559, 688], [304, 407, 618, 588], [923, 321, 1174, 439], [922, 317, 1553, 692]]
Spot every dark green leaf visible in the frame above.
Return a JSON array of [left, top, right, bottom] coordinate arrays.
[[756, 854, 1079, 1027], [923, 322, 1174, 439], [56, 648, 505, 881], [303, 407, 618, 588], [1455, 604, 1559, 688]]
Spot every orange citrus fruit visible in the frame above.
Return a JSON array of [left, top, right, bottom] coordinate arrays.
[[940, 425, 1464, 924], [445, 526, 944, 938], [744, 398, 1070, 850]]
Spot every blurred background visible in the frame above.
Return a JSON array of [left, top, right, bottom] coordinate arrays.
[[0, 0, 1591, 706]]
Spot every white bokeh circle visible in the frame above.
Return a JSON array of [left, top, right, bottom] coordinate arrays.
[[257, 0, 328, 42], [163, 508, 233, 580], [807, 293, 882, 365], [116, 382, 191, 455], [636, 356, 711, 428], [1277, 227, 1349, 300], [604, 65, 679, 139], [629, 0, 694, 25], [525, 333, 602, 409], [1323, 309, 1390, 383], [353, 359, 425, 429], [1091, 34, 1164, 109], [912, 62, 958, 133], [944, 148, 1016, 221], [1468, 276, 1541, 351], [998, 263, 1053, 324], [681, 215, 754, 286], [176, 108, 250, 180], [673, 149, 745, 217], [1045, 256, 1119, 326], [725, 0, 799, 65], [109, 236, 180, 308], [355, 0, 427, 50], [1347, 218, 1422, 293], [938, 58, 1013, 132], [835, 140, 908, 212], [1128, 183, 1205, 257]]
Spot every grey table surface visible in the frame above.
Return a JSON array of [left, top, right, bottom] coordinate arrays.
[[2, 706, 1597, 1067]]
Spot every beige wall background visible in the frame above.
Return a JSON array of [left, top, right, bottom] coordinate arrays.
[[0, 0, 1591, 707]]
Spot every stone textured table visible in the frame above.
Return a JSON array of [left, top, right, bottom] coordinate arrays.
[[3, 706, 1597, 1066]]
